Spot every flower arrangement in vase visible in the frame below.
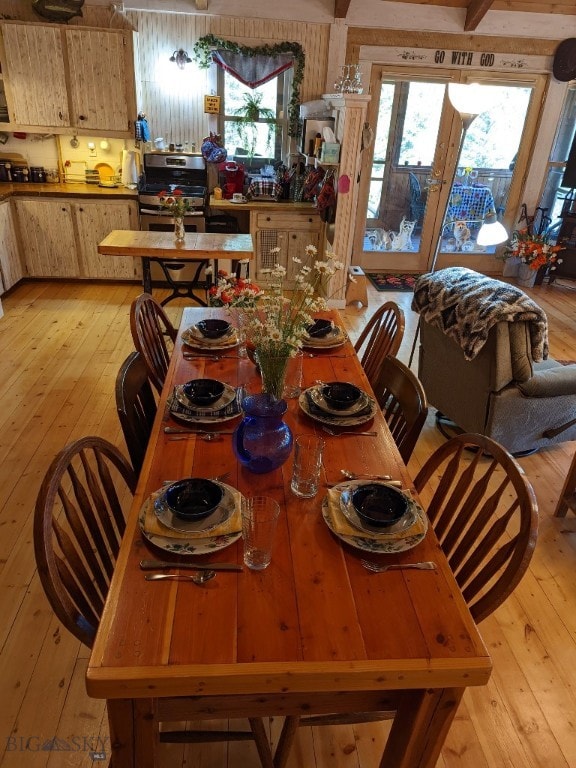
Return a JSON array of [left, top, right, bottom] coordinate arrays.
[[209, 244, 343, 398], [159, 189, 192, 243], [503, 228, 564, 272]]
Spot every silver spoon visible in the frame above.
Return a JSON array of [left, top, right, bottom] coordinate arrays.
[[145, 571, 216, 585]]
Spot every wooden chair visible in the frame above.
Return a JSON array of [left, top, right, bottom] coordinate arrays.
[[34, 436, 273, 767], [115, 351, 157, 476], [274, 433, 538, 767], [372, 356, 428, 463], [554, 448, 576, 517], [354, 301, 405, 391], [130, 293, 177, 394]]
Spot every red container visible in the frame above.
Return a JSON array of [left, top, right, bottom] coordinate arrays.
[[219, 161, 245, 198]]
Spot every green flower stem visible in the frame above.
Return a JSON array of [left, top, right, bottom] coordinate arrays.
[[255, 350, 291, 401]]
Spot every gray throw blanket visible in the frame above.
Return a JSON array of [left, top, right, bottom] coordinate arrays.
[[412, 267, 549, 361]]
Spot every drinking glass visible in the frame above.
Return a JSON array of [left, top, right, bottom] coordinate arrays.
[[241, 496, 280, 570], [291, 435, 325, 498]]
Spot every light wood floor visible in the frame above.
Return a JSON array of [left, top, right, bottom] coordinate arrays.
[[1, 278, 575, 767]]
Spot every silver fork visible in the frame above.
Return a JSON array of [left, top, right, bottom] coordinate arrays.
[[322, 427, 377, 437], [360, 560, 437, 573]]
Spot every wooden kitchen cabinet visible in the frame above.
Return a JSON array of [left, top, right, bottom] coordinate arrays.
[[14, 197, 140, 280], [0, 22, 136, 135], [0, 200, 23, 293], [252, 210, 323, 286], [75, 200, 140, 279], [14, 199, 79, 277]]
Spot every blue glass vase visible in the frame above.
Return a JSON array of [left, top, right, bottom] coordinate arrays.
[[233, 393, 293, 473]]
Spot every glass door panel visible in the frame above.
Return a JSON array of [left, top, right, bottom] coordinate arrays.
[[356, 67, 542, 275]]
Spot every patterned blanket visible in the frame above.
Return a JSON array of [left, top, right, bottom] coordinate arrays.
[[411, 267, 549, 361]]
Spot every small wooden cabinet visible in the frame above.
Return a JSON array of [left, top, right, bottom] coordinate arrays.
[[0, 200, 23, 293], [252, 210, 323, 286], [14, 197, 140, 280], [0, 22, 136, 135]]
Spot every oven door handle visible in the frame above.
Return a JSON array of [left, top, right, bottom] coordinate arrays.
[[139, 208, 205, 217]]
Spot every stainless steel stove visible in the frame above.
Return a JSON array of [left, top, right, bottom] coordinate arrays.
[[138, 152, 210, 304], [138, 152, 207, 224]]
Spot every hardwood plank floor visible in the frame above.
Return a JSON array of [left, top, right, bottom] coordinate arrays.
[[0, 278, 575, 767]]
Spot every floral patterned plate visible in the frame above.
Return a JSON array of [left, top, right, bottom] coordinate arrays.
[[321, 484, 428, 553], [302, 325, 348, 350], [182, 325, 240, 351], [154, 482, 236, 534], [139, 482, 242, 555]]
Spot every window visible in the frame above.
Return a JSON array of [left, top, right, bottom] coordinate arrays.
[[218, 69, 291, 166]]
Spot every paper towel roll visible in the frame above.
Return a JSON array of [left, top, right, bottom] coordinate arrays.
[[121, 149, 138, 188]]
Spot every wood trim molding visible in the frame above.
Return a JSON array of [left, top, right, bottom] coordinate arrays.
[[334, 0, 352, 18], [346, 28, 560, 58]]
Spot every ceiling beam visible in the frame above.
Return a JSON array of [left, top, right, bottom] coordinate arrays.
[[334, 0, 352, 19], [464, 0, 494, 31], [195, 0, 208, 9]]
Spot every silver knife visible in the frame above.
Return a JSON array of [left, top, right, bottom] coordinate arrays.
[[140, 559, 242, 572]]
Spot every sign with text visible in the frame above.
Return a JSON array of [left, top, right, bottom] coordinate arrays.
[[204, 95, 221, 114]]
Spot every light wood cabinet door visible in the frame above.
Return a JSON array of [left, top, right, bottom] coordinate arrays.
[[74, 200, 141, 279], [1, 23, 69, 127], [14, 199, 79, 278], [253, 211, 322, 285], [0, 200, 23, 293], [65, 28, 135, 133]]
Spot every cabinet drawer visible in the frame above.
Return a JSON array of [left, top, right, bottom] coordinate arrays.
[[255, 212, 321, 230]]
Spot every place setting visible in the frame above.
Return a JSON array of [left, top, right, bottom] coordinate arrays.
[[138, 476, 244, 556], [167, 376, 243, 425], [298, 380, 377, 427], [301, 318, 349, 350], [181, 318, 241, 352], [321, 478, 429, 554]]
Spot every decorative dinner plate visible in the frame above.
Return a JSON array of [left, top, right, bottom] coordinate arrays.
[[154, 482, 236, 534], [302, 325, 347, 349], [139, 482, 242, 555], [339, 482, 418, 535], [308, 385, 371, 417], [298, 387, 377, 427], [169, 388, 242, 425], [182, 325, 239, 351], [174, 381, 237, 412], [321, 483, 428, 553]]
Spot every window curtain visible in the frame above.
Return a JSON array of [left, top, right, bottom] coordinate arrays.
[[212, 49, 294, 89]]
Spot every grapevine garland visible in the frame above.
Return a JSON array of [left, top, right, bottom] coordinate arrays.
[[192, 35, 305, 138]]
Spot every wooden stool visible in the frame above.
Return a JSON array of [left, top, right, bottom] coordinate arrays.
[[346, 265, 369, 306], [554, 448, 576, 517]]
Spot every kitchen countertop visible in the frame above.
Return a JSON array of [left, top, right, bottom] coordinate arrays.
[[208, 195, 317, 213], [0, 182, 139, 202]]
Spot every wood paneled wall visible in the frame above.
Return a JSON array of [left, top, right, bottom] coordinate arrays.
[[125, 11, 331, 148]]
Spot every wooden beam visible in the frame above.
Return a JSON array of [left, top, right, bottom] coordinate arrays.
[[464, 0, 494, 30], [195, 0, 208, 10], [334, 0, 352, 19]]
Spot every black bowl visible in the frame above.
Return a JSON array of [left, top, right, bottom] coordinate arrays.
[[197, 318, 231, 339], [351, 483, 409, 528], [306, 319, 333, 338], [183, 378, 225, 406], [321, 381, 362, 410], [165, 478, 224, 521]]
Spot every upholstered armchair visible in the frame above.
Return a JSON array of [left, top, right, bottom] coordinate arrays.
[[413, 267, 576, 455]]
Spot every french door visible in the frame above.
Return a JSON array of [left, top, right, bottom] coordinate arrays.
[[354, 66, 546, 274]]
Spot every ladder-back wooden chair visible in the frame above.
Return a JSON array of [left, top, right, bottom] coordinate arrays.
[[130, 293, 177, 394], [34, 436, 273, 767], [115, 351, 157, 476], [354, 302, 405, 391], [274, 433, 538, 767], [372, 355, 428, 463]]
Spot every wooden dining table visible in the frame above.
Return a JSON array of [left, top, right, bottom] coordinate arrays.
[[97, 230, 254, 306], [86, 307, 492, 768]]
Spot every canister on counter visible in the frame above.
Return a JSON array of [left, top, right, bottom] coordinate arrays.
[[30, 167, 46, 183]]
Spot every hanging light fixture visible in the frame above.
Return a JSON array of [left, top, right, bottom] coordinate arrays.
[[170, 49, 192, 69]]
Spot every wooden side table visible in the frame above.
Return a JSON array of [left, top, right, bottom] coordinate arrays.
[[346, 265, 369, 306]]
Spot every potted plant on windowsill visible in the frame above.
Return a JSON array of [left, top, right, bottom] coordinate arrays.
[[232, 92, 277, 164]]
